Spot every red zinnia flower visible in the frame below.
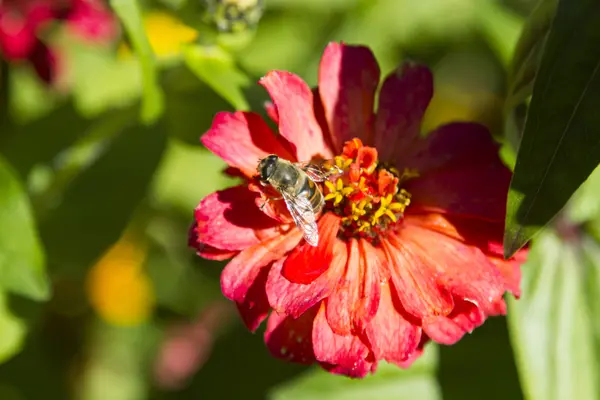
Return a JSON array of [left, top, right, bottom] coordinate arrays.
[[0, 0, 117, 83], [189, 42, 528, 377]]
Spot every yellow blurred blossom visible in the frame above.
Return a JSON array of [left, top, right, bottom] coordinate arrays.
[[119, 11, 198, 59], [86, 233, 154, 327]]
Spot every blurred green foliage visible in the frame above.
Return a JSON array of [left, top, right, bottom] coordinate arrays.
[[1, 0, 600, 399]]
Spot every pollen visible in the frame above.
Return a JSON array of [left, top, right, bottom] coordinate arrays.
[[323, 139, 418, 243]]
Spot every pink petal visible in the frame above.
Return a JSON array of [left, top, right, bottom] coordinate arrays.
[[201, 111, 295, 177], [366, 283, 421, 366], [326, 239, 381, 335], [267, 239, 347, 318], [236, 267, 270, 332], [397, 225, 506, 315], [374, 62, 433, 163], [220, 228, 303, 303], [264, 306, 318, 364], [382, 235, 454, 319], [260, 71, 333, 161], [194, 185, 281, 251], [318, 42, 380, 152], [312, 304, 372, 378], [422, 299, 486, 345]]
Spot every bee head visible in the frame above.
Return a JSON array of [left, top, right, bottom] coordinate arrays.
[[258, 154, 278, 182]]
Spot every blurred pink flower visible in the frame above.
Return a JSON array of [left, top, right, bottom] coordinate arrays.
[[0, 0, 118, 83], [153, 302, 235, 390]]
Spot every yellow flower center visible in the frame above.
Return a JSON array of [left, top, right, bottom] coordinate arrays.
[[322, 139, 418, 244]]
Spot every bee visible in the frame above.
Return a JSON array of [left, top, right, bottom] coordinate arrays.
[[257, 155, 341, 247]]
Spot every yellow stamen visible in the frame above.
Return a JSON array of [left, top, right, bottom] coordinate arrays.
[[371, 193, 411, 225], [324, 178, 354, 206]]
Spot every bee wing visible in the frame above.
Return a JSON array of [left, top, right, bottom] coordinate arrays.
[[294, 161, 342, 182], [282, 191, 319, 246]]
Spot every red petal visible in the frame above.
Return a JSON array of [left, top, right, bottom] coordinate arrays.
[[422, 299, 486, 345], [401, 123, 502, 172], [201, 112, 295, 177], [312, 304, 372, 378], [282, 213, 341, 284], [264, 306, 318, 364], [381, 235, 454, 319], [264, 101, 279, 124], [267, 240, 347, 318], [366, 283, 421, 366], [196, 244, 236, 261], [30, 41, 58, 83], [489, 256, 522, 297], [220, 229, 303, 303], [188, 223, 236, 260], [401, 225, 506, 314], [236, 267, 270, 332], [318, 42, 380, 152], [259, 71, 333, 161], [326, 239, 381, 335], [194, 185, 280, 251], [0, 14, 37, 60], [403, 123, 511, 222], [374, 62, 433, 162]]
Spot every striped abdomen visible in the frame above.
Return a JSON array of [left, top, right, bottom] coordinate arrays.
[[297, 174, 324, 214]]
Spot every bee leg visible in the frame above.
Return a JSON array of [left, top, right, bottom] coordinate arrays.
[[258, 194, 283, 211]]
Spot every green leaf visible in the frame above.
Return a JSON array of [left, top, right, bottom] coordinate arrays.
[[163, 65, 234, 145], [567, 164, 600, 223], [0, 290, 26, 364], [110, 0, 164, 124], [503, 0, 600, 257], [66, 42, 142, 118], [507, 231, 600, 400], [269, 345, 440, 400], [1, 103, 92, 177], [0, 155, 49, 300], [506, 0, 557, 111], [39, 118, 167, 276], [182, 45, 250, 111]]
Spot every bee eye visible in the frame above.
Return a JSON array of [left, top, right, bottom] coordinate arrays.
[[258, 155, 278, 181]]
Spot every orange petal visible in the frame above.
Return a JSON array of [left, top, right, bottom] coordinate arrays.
[[382, 235, 454, 319], [402, 225, 506, 314]]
